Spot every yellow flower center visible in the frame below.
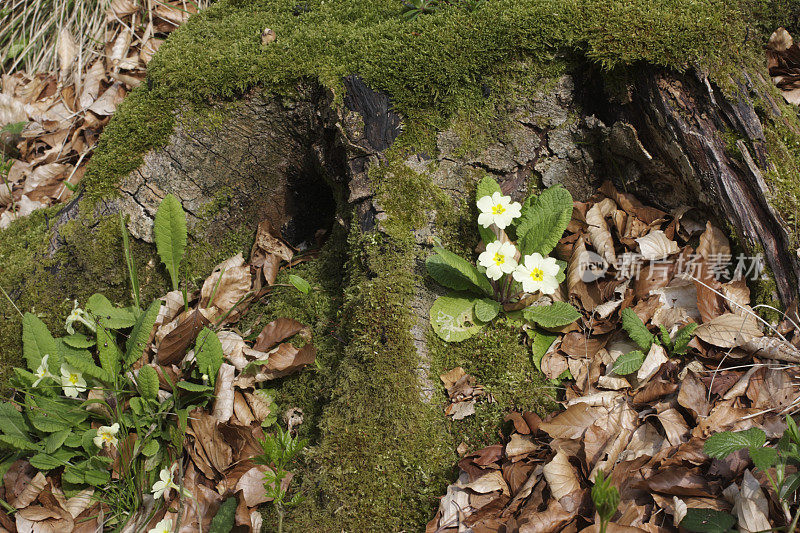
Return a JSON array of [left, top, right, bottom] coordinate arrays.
[[102, 433, 113, 442], [69, 374, 78, 385], [530, 268, 544, 281], [492, 204, 506, 215], [493, 253, 505, 265]]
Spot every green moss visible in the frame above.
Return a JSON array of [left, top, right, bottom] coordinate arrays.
[[761, 106, 800, 248]]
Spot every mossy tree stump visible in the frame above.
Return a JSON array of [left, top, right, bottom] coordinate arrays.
[[2, 1, 800, 530]]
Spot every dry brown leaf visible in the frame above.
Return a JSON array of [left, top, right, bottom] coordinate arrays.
[[235, 466, 271, 506], [743, 335, 800, 362], [694, 312, 762, 348], [466, 471, 509, 495], [636, 230, 679, 260], [655, 407, 690, 446], [188, 409, 233, 475], [734, 470, 771, 533], [11, 471, 46, 508], [540, 403, 602, 440], [88, 83, 125, 115], [157, 309, 210, 365], [57, 29, 77, 81], [517, 498, 575, 533], [232, 392, 255, 426], [217, 330, 247, 370], [506, 433, 537, 459], [200, 257, 251, 315], [254, 318, 306, 352], [212, 363, 235, 423], [636, 343, 668, 384], [696, 221, 731, 265], [677, 371, 711, 420], [264, 343, 316, 379], [585, 198, 617, 267]]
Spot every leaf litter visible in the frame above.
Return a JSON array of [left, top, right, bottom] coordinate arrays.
[[428, 181, 800, 532]]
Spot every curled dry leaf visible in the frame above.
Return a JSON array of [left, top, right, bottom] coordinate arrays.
[[694, 312, 762, 348], [542, 451, 580, 502], [57, 28, 78, 81], [635, 230, 679, 260], [157, 309, 210, 365], [466, 470, 510, 495], [585, 198, 617, 267], [636, 343, 668, 384], [212, 363, 235, 423], [236, 466, 271, 506], [696, 221, 731, 265], [201, 258, 252, 315], [217, 330, 248, 370], [254, 318, 306, 352], [734, 470, 771, 533], [742, 335, 800, 362]]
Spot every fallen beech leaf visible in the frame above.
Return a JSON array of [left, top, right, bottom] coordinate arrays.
[[11, 471, 46, 508], [696, 222, 730, 266], [263, 342, 316, 379], [619, 423, 663, 462], [188, 409, 233, 475], [506, 433, 537, 459], [636, 467, 712, 497], [585, 198, 617, 267], [540, 403, 602, 440], [244, 391, 274, 423], [543, 451, 580, 501], [232, 392, 255, 426], [636, 343, 668, 384], [743, 335, 800, 362], [694, 313, 762, 348], [560, 332, 606, 357], [217, 330, 247, 370], [636, 230, 679, 260], [212, 363, 235, 423], [467, 470, 509, 495], [157, 309, 210, 365], [445, 399, 476, 420], [655, 407, 690, 446], [235, 466, 271, 506], [88, 83, 125, 115], [677, 371, 711, 420], [517, 497, 575, 533], [57, 29, 77, 81], [254, 318, 306, 352], [735, 470, 771, 533], [200, 253, 251, 315]]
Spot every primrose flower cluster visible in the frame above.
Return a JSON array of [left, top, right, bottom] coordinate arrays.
[[476, 191, 559, 295], [33, 354, 87, 397]]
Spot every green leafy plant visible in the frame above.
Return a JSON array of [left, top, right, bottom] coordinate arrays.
[[0, 195, 224, 527], [612, 308, 698, 375], [685, 418, 800, 532], [427, 176, 579, 343], [591, 470, 620, 533], [255, 425, 308, 533], [154, 193, 188, 294], [401, 0, 439, 20]]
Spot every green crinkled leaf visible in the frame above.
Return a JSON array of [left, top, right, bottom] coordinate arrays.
[[289, 274, 311, 294], [65, 353, 109, 383], [426, 247, 493, 296], [137, 365, 160, 401], [0, 434, 40, 452], [126, 299, 160, 366], [476, 176, 502, 245], [516, 186, 573, 256], [29, 450, 74, 471], [209, 496, 237, 533], [529, 329, 557, 371], [96, 325, 121, 378], [0, 402, 31, 440], [523, 302, 581, 328], [141, 439, 159, 457], [154, 193, 187, 291], [62, 334, 95, 349], [22, 313, 57, 373], [748, 445, 777, 471], [672, 322, 698, 354], [176, 381, 214, 392], [44, 429, 71, 454], [704, 428, 766, 459], [621, 308, 654, 351], [195, 328, 224, 385], [84, 467, 110, 487], [28, 396, 89, 430], [430, 295, 484, 342], [86, 293, 136, 330], [474, 298, 501, 322], [680, 508, 736, 533], [62, 463, 87, 484], [612, 350, 645, 375]]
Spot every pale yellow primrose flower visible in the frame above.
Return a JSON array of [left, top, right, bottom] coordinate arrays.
[[94, 423, 120, 449], [478, 241, 518, 281], [60, 363, 87, 398], [513, 253, 560, 294], [476, 192, 522, 230], [152, 464, 192, 500], [32, 354, 54, 387], [148, 518, 172, 533]]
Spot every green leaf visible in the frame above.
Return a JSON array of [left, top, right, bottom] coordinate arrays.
[[176, 381, 214, 393], [141, 439, 159, 457], [672, 322, 698, 354], [658, 325, 672, 349], [780, 472, 800, 500], [64, 353, 109, 383], [28, 412, 72, 433], [529, 329, 557, 371], [84, 468, 110, 487], [62, 334, 95, 349], [426, 247, 493, 296], [680, 508, 736, 533], [0, 402, 31, 440], [29, 451, 71, 471], [96, 325, 121, 378], [523, 302, 581, 328], [476, 176, 502, 245], [748, 445, 777, 472], [137, 365, 160, 401], [86, 294, 136, 330], [1, 121, 27, 135], [430, 295, 484, 343], [612, 350, 645, 375], [516, 186, 573, 256], [0, 434, 40, 452], [704, 428, 766, 459], [195, 328, 224, 385], [44, 429, 71, 454], [63, 463, 87, 484], [288, 274, 311, 294], [126, 299, 160, 365], [154, 194, 187, 291], [209, 496, 237, 533], [474, 298, 501, 322], [621, 308, 654, 351], [22, 313, 57, 373]]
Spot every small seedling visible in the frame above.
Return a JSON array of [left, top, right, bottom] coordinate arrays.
[[591, 470, 620, 533], [612, 308, 697, 375], [255, 425, 308, 533]]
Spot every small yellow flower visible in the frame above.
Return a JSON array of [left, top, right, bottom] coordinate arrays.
[[478, 241, 518, 281], [60, 363, 87, 398], [32, 354, 54, 387], [148, 518, 172, 533]]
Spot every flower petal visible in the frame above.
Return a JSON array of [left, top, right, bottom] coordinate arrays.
[[476, 196, 493, 212], [539, 276, 559, 295]]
